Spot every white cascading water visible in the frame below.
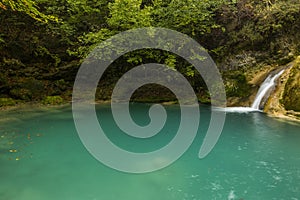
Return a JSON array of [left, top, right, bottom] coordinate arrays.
[[251, 70, 285, 110], [215, 69, 285, 113]]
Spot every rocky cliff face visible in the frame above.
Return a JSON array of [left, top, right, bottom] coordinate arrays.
[[264, 57, 300, 120], [224, 55, 300, 121], [282, 57, 300, 112]]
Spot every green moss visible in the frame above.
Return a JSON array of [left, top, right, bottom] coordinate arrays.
[[282, 57, 300, 111], [222, 71, 252, 98], [42, 96, 64, 105], [0, 98, 16, 107]]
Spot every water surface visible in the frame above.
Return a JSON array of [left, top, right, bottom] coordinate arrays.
[[0, 104, 299, 200]]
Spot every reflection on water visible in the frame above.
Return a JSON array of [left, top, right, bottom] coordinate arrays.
[[0, 104, 299, 200]]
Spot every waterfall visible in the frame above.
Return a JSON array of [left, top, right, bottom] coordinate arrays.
[[214, 69, 285, 113], [251, 70, 285, 110]]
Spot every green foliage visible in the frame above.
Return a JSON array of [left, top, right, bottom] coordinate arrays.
[[42, 96, 64, 105], [223, 71, 251, 97], [54, 79, 68, 92], [164, 54, 177, 70], [0, 0, 58, 22], [0, 98, 16, 107], [108, 0, 153, 30], [0, 98, 16, 106], [9, 78, 45, 101], [218, 0, 300, 58], [1, 0, 300, 104], [68, 28, 117, 58], [153, 0, 225, 36], [10, 88, 32, 101]]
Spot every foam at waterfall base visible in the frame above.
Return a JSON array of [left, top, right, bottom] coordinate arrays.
[[213, 107, 261, 113], [214, 69, 285, 113]]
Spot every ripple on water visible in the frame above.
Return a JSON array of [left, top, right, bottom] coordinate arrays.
[[0, 104, 300, 200]]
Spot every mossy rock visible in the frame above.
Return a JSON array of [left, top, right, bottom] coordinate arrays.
[[282, 57, 300, 111], [0, 98, 16, 107], [42, 96, 64, 105]]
